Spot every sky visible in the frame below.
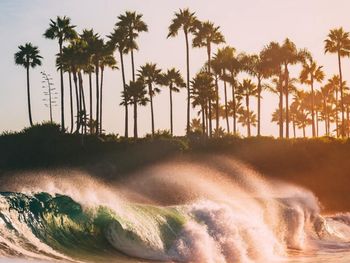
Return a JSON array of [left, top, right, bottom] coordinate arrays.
[[1, 0, 350, 137]]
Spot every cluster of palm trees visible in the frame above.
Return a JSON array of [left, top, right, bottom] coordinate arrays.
[[14, 9, 350, 138]]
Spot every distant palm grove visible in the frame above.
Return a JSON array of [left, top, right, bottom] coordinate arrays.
[[14, 9, 350, 139]]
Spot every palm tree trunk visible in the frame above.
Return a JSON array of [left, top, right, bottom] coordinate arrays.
[[279, 73, 283, 138], [201, 106, 205, 135], [215, 77, 219, 134], [89, 72, 93, 133], [185, 31, 191, 134], [338, 53, 345, 137], [311, 79, 316, 137], [224, 80, 230, 133], [285, 66, 289, 138], [26, 66, 33, 126], [246, 94, 250, 137], [133, 101, 138, 139], [59, 42, 65, 131], [316, 110, 319, 137], [69, 72, 73, 133], [149, 85, 155, 136], [335, 89, 339, 137], [78, 71, 86, 134], [120, 49, 128, 138], [293, 118, 296, 138], [99, 67, 104, 134], [131, 49, 135, 82], [207, 43, 212, 137], [345, 105, 350, 138], [170, 84, 173, 135], [323, 100, 328, 136], [231, 73, 237, 134], [205, 105, 209, 136], [73, 71, 80, 133], [257, 77, 261, 136], [303, 126, 306, 138], [95, 62, 100, 135]]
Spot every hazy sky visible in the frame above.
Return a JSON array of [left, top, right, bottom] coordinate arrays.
[[1, 0, 350, 137]]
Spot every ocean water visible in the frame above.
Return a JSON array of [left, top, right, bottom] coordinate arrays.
[[0, 157, 349, 263]]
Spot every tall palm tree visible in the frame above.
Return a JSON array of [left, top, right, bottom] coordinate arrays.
[[238, 108, 257, 137], [325, 75, 341, 136], [240, 53, 270, 136], [214, 46, 236, 133], [299, 56, 324, 137], [88, 33, 104, 134], [325, 27, 350, 137], [56, 46, 75, 132], [237, 79, 258, 136], [117, 11, 148, 82], [121, 80, 148, 139], [80, 29, 98, 131], [14, 43, 42, 126], [108, 27, 130, 138], [191, 71, 215, 135], [44, 16, 77, 131], [261, 42, 285, 138], [160, 68, 186, 135], [138, 63, 162, 136], [280, 39, 304, 138], [193, 21, 225, 137], [99, 43, 117, 134], [168, 8, 199, 134]]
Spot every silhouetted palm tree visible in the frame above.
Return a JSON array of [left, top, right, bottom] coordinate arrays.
[[44, 16, 77, 131], [191, 71, 215, 135], [168, 8, 199, 134], [14, 43, 42, 126], [138, 63, 162, 136], [325, 27, 350, 137], [108, 27, 130, 138], [299, 55, 324, 137], [193, 21, 225, 136], [261, 42, 286, 138], [121, 80, 149, 138], [160, 68, 186, 135], [99, 43, 117, 134], [237, 79, 257, 136], [240, 53, 270, 136], [117, 11, 148, 82]]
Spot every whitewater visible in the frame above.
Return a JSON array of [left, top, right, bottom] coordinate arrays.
[[0, 156, 350, 263]]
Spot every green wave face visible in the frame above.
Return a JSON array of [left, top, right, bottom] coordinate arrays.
[[0, 192, 186, 262]]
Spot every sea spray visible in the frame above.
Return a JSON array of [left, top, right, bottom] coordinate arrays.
[[0, 156, 350, 262]]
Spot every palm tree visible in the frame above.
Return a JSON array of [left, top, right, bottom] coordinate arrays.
[[261, 42, 285, 138], [138, 63, 162, 136], [87, 33, 104, 134], [168, 8, 199, 134], [299, 56, 324, 137], [214, 46, 236, 133], [238, 108, 257, 136], [108, 27, 130, 138], [44, 16, 77, 131], [326, 75, 341, 136], [325, 27, 350, 137], [240, 53, 270, 136], [237, 79, 257, 136], [56, 45, 75, 132], [99, 43, 117, 134], [121, 80, 148, 138], [80, 29, 98, 131], [191, 71, 215, 135], [117, 11, 148, 82], [14, 43, 42, 126], [160, 68, 186, 135], [193, 21, 225, 137]]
